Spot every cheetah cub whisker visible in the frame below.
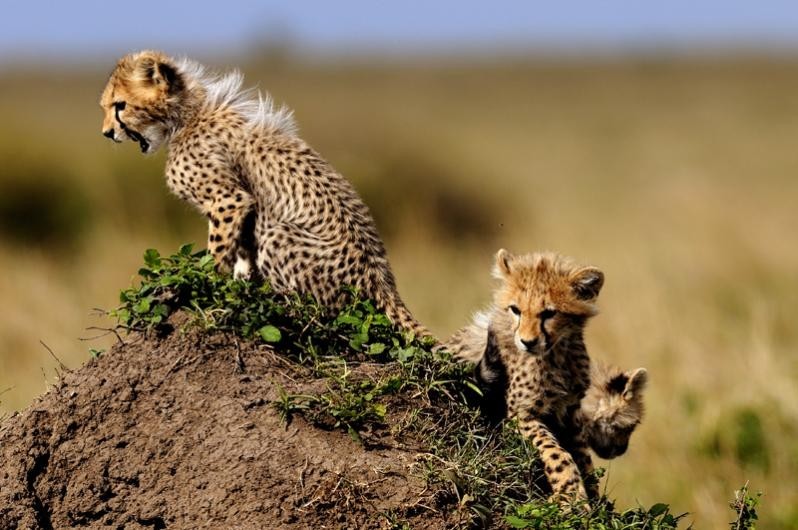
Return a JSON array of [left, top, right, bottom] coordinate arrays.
[[100, 50, 429, 338]]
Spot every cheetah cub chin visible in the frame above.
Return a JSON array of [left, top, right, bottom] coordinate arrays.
[[100, 50, 428, 337]]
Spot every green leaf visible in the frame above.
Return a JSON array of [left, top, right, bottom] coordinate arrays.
[[159, 275, 179, 286], [134, 298, 151, 314], [348, 332, 368, 351], [198, 254, 215, 269], [368, 343, 386, 355], [505, 515, 531, 529], [393, 346, 416, 363], [178, 243, 194, 256], [464, 380, 483, 396], [335, 314, 362, 326], [648, 503, 669, 517], [346, 425, 363, 445], [258, 325, 282, 343], [115, 308, 130, 324], [371, 313, 391, 327], [143, 248, 161, 268]]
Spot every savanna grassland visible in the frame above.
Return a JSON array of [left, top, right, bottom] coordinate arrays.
[[0, 53, 796, 528]]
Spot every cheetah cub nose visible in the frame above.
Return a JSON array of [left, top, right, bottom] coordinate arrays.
[[520, 338, 539, 351]]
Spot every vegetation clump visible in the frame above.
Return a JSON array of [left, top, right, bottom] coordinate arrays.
[[112, 246, 758, 529]]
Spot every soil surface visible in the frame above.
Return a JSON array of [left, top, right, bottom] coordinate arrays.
[[0, 318, 457, 529]]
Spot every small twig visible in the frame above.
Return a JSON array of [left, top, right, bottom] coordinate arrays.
[[39, 340, 69, 372], [166, 355, 186, 376], [298, 457, 310, 493], [234, 337, 246, 373], [736, 480, 750, 530], [81, 325, 127, 345], [299, 315, 320, 336]]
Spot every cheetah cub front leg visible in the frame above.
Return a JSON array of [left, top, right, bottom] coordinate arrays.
[[206, 193, 255, 278], [517, 417, 589, 503]]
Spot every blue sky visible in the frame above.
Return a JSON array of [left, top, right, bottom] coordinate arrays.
[[2, 0, 798, 62]]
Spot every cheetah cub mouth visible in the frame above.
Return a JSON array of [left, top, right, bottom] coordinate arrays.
[[115, 107, 151, 153]]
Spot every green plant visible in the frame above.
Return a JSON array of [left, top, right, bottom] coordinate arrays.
[[113, 246, 757, 529], [504, 500, 687, 529], [729, 483, 761, 530]]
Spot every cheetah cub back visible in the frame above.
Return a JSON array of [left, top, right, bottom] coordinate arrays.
[[100, 51, 429, 337]]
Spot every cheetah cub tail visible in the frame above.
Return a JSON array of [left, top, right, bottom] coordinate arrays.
[[376, 295, 434, 342]]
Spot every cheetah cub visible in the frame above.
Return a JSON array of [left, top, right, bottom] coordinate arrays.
[[447, 249, 607, 503], [449, 325, 648, 463], [100, 50, 428, 336], [579, 363, 647, 460]]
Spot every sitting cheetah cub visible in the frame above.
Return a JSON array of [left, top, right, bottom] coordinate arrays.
[[446, 249, 613, 503], [100, 50, 428, 336]]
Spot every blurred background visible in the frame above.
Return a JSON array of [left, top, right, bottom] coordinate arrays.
[[1, 1, 797, 526]]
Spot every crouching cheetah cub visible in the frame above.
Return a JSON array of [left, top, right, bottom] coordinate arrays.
[[450, 322, 648, 464], [100, 50, 428, 336], [446, 249, 643, 503]]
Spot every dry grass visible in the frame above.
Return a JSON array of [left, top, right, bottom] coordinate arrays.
[[0, 54, 797, 528]]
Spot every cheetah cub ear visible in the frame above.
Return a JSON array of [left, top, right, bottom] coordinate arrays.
[[493, 248, 514, 280], [570, 267, 604, 300], [135, 54, 182, 94], [622, 368, 648, 401]]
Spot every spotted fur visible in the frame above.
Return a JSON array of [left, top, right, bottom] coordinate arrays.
[[578, 364, 647, 460], [446, 249, 605, 503], [447, 323, 648, 462], [100, 51, 428, 337]]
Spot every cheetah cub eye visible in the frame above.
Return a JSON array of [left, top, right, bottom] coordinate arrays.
[[508, 305, 521, 316], [539, 308, 557, 321]]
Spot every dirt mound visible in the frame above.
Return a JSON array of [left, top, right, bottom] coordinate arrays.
[[0, 323, 455, 529]]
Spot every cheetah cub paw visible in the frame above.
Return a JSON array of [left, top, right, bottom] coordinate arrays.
[[233, 256, 253, 280]]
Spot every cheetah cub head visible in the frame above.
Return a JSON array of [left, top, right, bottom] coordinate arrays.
[[100, 50, 185, 154], [582, 365, 648, 459], [491, 249, 604, 355]]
